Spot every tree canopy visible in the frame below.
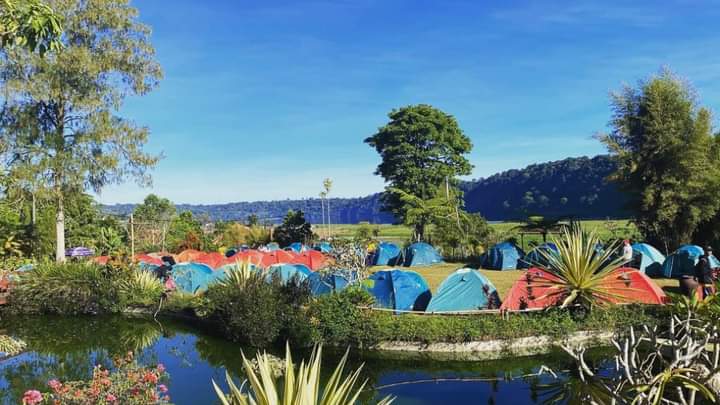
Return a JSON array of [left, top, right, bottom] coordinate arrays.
[[365, 104, 473, 238], [600, 69, 720, 249], [273, 210, 314, 247], [0, 0, 63, 55], [0, 0, 162, 261]]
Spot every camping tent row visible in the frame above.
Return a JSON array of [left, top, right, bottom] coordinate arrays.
[[363, 266, 668, 313], [477, 241, 713, 277], [152, 261, 354, 295], [95, 248, 329, 271], [368, 242, 443, 267]]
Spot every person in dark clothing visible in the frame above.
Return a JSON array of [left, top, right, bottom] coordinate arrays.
[[154, 255, 175, 282], [695, 247, 715, 298]]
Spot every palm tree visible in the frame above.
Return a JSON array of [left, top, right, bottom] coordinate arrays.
[[323, 178, 333, 238]]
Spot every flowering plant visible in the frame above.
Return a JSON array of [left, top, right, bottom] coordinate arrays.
[[22, 352, 171, 404]]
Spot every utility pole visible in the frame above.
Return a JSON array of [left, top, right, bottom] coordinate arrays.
[[130, 213, 135, 258]]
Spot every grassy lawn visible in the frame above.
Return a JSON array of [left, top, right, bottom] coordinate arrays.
[[327, 220, 639, 251], [370, 262, 680, 300]]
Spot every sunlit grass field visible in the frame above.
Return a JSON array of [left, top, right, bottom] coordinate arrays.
[[371, 262, 679, 300], [324, 220, 639, 250]]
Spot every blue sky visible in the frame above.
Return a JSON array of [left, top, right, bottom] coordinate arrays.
[[99, 0, 720, 204]]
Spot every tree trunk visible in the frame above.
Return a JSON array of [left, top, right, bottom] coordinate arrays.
[[327, 198, 331, 238], [55, 194, 66, 262], [415, 223, 425, 242]]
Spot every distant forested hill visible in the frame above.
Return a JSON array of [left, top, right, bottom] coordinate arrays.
[[463, 155, 629, 221], [103, 155, 629, 223]]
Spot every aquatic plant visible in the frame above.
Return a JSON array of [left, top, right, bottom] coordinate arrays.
[[212, 344, 394, 405]]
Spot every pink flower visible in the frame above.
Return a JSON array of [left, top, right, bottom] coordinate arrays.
[[47, 379, 62, 391], [156, 363, 165, 373], [22, 390, 43, 405], [158, 384, 168, 393], [105, 394, 117, 402], [143, 372, 158, 384]]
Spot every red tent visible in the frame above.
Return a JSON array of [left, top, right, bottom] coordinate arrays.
[[500, 267, 668, 311], [93, 256, 110, 265], [293, 250, 328, 271], [260, 250, 296, 268], [195, 252, 226, 269], [134, 254, 163, 266]]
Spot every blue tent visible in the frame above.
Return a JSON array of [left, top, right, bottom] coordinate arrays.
[[482, 242, 524, 270], [288, 242, 307, 253], [308, 272, 353, 296], [370, 242, 402, 266], [426, 268, 501, 312], [519, 243, 558, 269], [173, 263, 215, 293], [631, 243, 665, 275], [403, 242, 443, 267], [314, 242, 332, 253], [660, 245, 706, 278], [265, 242, 280, 251], [363, 269, 431, 312], [266, 263, 311, 284]]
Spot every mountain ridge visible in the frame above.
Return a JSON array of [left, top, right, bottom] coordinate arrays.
[[102, 155, 629, 223]]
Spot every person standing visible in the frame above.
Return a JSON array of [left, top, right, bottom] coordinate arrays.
[[622, 240, 633, 265], [695, 246, 715, 299]]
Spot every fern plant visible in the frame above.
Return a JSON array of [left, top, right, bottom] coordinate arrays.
[[213, 344, 394, 405]]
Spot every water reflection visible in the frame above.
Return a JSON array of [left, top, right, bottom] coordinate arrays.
[[1, 315, 610, 404]]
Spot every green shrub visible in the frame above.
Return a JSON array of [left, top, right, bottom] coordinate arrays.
[[202, 271, 311, 347], [5, 261, 130, 315], [307, 287, 378, 347], [119, 270, 164, 308]]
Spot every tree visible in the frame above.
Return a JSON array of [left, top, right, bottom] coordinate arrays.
[[0, 0, 162, 262], [133, 194, 176, 251], [514, 215, 564, 243], [167, 211, 206, 252], [600, 69, 720, 249], [365, 104, 473, 239], [0, 0, 63, 55], [273, 210, 314, 247]]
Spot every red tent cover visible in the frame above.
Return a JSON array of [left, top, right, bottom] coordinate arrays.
[[500, 267, 668, 311], [176, 249, 204, 263]]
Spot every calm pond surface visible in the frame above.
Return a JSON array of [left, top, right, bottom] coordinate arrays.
[[0, 315, 609, 404]]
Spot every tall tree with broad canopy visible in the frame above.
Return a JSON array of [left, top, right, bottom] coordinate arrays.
[[0, 0, 63, 55], [0, 0, 162, 261], [600, 69, 720, 250], [365, 104, 473, 240], [274, 209, 314, 247]]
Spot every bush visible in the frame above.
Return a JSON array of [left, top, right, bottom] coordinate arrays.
[[202, 270, 311, 347], [5, 261, 131, 315], [119, 270, 164, 308], [307, 287, 378, 347]]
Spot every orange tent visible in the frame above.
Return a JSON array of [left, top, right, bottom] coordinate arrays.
[[500, 267, 668, 311], [223, 250, 265, 267], [176, 249, 204, 263]]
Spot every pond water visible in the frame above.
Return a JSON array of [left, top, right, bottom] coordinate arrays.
[[0, 315, 609, 404]]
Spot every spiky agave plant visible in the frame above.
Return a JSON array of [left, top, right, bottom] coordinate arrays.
[[218, 261, 262, 290], [119, 270, 165, 306], [536, 224, 627, 310], [213, 344, 394, 405]]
